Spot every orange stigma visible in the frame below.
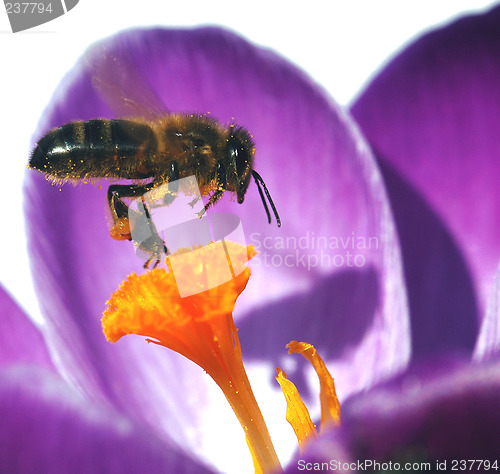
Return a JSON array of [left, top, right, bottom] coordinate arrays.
[[102, 242, 281, 473]]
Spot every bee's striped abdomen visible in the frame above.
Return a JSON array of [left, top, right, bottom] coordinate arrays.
[[29, 119, 158, 181]]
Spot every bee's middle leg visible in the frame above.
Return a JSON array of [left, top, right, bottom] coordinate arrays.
[[137, 196, 168, 269], [163, 161, 180, 206]]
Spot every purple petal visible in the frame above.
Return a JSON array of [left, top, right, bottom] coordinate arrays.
[[0, 285, 54, 371], [0, 366, 213, 473], [287, 359, 500, 472], [474, 262, 500, 361], [25, 27, 408, 467], [351, 6, 500, 358]]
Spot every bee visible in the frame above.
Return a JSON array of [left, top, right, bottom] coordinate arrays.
[[28, 46, 280, 268], [29, 113, 280, 267]]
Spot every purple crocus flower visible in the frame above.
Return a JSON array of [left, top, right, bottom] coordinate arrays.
[[1, 4, 498, 472], [22, 24, 408, 472]]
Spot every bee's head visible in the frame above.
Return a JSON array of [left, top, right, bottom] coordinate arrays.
[[226, 126, 255, 203], [225, 124, 281, 227]]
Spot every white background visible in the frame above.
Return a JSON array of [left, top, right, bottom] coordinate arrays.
[[1, 0, 498, 323]]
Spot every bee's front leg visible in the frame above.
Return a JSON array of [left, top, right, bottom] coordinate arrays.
[[197, 162, 227, 218], [197, 189, 224, 218]]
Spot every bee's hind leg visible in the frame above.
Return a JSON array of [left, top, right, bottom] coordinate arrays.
[[107, 183, 155, 241]]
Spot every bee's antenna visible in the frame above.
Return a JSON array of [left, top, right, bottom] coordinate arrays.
[[252, 170, 281, 227], [254, 175, 271, 223]]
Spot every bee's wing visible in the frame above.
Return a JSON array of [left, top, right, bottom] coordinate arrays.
[[87, 44, 169, 120]]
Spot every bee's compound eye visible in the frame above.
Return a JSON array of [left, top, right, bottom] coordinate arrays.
[[229, 136, 250, 177], [236, 147, 250, 176]]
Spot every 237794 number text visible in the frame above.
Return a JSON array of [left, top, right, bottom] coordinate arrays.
[[5, 3, 52, 14], [451, 459, 499, 470]]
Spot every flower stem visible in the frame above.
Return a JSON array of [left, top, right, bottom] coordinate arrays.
[[211, 317, 282, 473]]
